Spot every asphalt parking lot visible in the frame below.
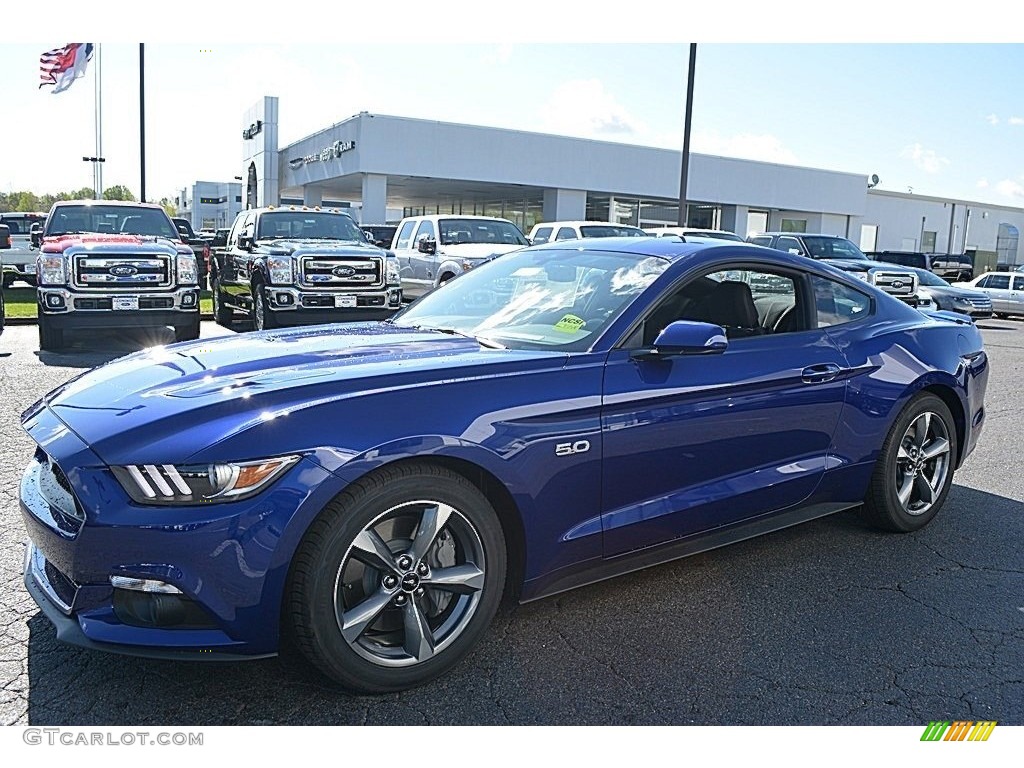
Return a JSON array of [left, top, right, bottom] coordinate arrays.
[[0, 319, 1022, 726]]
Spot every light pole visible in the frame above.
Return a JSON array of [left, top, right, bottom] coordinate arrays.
[[677, 44, 697, 227], [82, 156, 105, 198]]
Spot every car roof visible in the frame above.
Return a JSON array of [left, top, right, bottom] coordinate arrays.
[[531, 221, 643, 229], [527, 237, 828, 269], [51, 199, 164, 210], [755, 232, 851, 238], [254, 206, 354, 216]]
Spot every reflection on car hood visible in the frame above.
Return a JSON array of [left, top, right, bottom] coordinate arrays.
[[31, 323, 562, 465]]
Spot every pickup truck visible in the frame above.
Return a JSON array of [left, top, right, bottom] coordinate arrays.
[[172, 217, 212, 289], [211, 206, 402, 331], [34, 200, 201, 350]]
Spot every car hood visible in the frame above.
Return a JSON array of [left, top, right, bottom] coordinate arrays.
[[256, 238, 383, 256], [919, 284, 990, 300], [437, 243, 524, 260], [30, 323, 564, 465]]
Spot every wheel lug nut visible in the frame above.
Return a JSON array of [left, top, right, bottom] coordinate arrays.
[[417, 563, 428, 575], [395, 594, 407, 605], [398, 556, 412, 570], [415, 587, 424, 596], [383, 576, 397, 589]]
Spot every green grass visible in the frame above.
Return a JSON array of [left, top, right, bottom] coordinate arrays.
[[3, 287, 213, 319]]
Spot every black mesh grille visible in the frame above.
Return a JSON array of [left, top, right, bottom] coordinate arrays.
[[44, 559, 78, 607]]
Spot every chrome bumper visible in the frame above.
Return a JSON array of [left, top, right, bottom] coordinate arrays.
[[37, 285, 200, 314]]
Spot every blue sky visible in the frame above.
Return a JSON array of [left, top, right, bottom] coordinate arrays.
[[1, 3, 1021, 209]]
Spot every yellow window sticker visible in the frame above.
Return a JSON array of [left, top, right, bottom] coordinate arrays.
[[553, 314, 586, 333]]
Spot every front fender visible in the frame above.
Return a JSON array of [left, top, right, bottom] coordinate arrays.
[[433, 258, 466, 287]]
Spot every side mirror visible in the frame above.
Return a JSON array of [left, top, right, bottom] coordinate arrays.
[[30, 225, 43, 248], [417, 236, 437, 255], [632, 320, 729, 360], [238, 234, 253, 251]]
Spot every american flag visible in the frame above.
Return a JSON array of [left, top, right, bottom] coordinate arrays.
[[39, 43, 94, 94]]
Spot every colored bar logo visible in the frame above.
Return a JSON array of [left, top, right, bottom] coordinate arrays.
[[920, 721, 997, 741]]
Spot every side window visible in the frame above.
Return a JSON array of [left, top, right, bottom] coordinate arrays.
[[395, 220, 416, 250], [532, 226, 552, 245], [976, 275, 991, 288], [749, 236, 773, 247], [414, 220, 436, 244], [986, 274, 1010, 290], [777, 236, 803, 255], [810, 275, 872, 327], [234, 214, 253, 245], [555, 227, 578, 241], [1013, 276, 1024, 291], [640, 265, 806, 345]]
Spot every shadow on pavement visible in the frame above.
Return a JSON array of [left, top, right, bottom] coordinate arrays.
[[23, 484, 1024, 726], [34, 328, 186, 369]]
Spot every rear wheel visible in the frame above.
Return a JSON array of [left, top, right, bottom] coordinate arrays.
[[287, 462, 506, 693], [861, 393, 957, 532], [38, 313, 64, 352]]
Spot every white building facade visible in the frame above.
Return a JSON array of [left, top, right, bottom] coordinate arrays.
[[238, 96, 1023, 265], [176, 181, 243, 231]]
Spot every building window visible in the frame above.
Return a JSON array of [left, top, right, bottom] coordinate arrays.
[[922, 231, 937, 251], [860, 224, 878, 252], [781, 219, 807, 233]]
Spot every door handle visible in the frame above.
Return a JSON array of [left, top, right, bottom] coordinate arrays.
[[801, 363, 844, 384]]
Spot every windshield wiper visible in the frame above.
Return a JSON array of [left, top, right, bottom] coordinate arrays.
[[413, 325, 505, 349]]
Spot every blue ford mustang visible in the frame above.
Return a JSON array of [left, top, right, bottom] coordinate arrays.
[[20, 239, 988, 693]]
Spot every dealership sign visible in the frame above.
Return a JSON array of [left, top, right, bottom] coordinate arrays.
[[288, 140, 356, 169], [242, 120, 263, 140]]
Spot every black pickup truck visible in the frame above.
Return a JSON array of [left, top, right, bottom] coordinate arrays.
[[172, 217, 211, 289]]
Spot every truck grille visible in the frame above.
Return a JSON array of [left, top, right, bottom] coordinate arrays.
[[73, 254, 172, 290], [299, 256, 383, 289], [871, 271, 917, 297], [964, 297, 992, 309]]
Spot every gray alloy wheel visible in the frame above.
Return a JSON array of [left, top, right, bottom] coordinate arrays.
[[862, 393, 957, 532], [334, 500, 487, 668], [286, 462, 506, 693], [893, 411, 951, 516], [211, 274, 233, 328]]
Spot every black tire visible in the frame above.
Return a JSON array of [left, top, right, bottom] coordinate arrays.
[[174, 315, 201, 343], [1, 273, 13, 289], [861, 393, 957, 532], [995, 313, 1008, 319], [38, 313, 64, 351], [286, 462, 507, 693], [251, 280, 278, 331], [211, 272, 234, 328]]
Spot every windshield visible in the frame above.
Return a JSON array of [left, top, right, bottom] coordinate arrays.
[[391, 248, 669, 351], [803, 236, 868, 261], [916, 270, 950, 287], [438, 219, 529, 247], [579, 225, 647, 238], [45, 205, 179, 239], [257, 212, 365, 241]]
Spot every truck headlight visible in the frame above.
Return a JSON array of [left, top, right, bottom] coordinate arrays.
[[176, 254, 198, 285], [38, 255, 66, 285], [268, 255, 293, 285], [112, 456, 300, 506], [386, 259, 400, 286]]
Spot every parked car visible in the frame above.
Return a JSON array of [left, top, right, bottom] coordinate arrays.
[[362, 225, 398, 248], [904, 267, 992, 318], [528, 221, 647, 245], [34, 200, 201, 350], [748, 232, 926, 308], [643, 226, 745, 242], [953, 272, 1024, 318], [869, 251, 974, 283], [20, 238, 988, 693], [211, 206, 401, 331], [172, 217, 212, 289], [0, 211, 47, 287], [391, 214, 529, 301]]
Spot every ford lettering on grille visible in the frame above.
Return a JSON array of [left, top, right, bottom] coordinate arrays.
[[109, 265, 139, 277]]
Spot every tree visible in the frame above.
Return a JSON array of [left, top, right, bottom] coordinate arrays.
[[102, 185, 137, 202], [158, 197, 177, 218]]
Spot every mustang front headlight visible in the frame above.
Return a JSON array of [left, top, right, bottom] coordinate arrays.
[[176, 253, 198, 285], [38, 255, 66, 285], [112, 456, 300, 505], [267, 255, 293, 285]]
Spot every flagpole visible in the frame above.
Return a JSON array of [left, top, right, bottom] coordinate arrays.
[[95, 44, 103, 199]]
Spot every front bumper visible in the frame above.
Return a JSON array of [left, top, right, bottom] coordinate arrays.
[[19, 406, 344, 659], [264, 284, 402, 323], [37, 286, 200, 329]]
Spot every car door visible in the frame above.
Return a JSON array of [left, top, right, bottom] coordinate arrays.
[[977, 273, 1010, 312], [1010, 275, 1024, 314], [392, 219, 418, 295], [407, 219, 438, 296], [600, 262, 849, 556]]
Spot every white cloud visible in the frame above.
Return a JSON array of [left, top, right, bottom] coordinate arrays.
[[900, 143, 950, 174], [986, 113, 1000, 125], [482, 44, 514, 65], [537, 79, 644, 138], [1009, 116, 1024, 125], [995, 179, 1024, 199], [977, 178, 990, 188]]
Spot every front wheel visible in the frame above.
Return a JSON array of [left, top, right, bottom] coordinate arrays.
[[861, 393, 957, 532], [251, 282, 278, 331], [287, 462, 507, 693], [211, 273, 234, 328]]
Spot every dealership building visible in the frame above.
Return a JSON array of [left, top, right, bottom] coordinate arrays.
[[235, 96, 1022, 265]]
